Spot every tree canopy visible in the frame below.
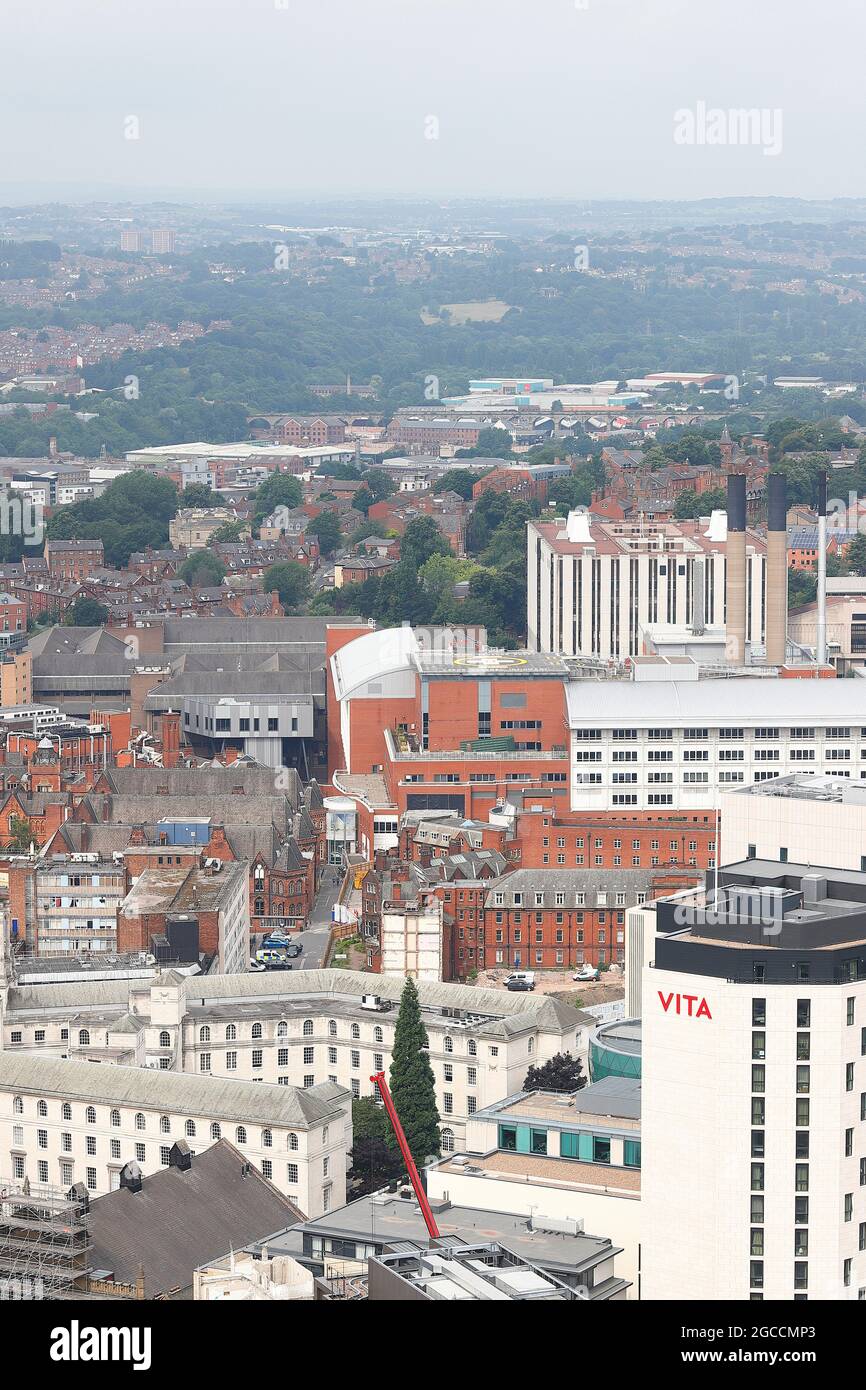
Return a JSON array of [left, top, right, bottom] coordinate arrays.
[[179, 550, 225, 587], [45, 470, 181, 568], [387, 978, 441, 1167], [252, 472, 303, 526], [524, 1052, 586, 1093], [307, 509, 342, 556], [64, 596, 109, 627], [263, 560, 312, 611]]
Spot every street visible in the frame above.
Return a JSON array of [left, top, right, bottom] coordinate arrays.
[[290, 869, 343, 969]]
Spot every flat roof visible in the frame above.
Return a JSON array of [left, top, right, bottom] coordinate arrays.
[[259, 1193, 622, 1273], [480, 1076, 641, 1127], [437, 1150, 641, 1195], [730, 773, 866, 805], [566, 676, 866, 727]]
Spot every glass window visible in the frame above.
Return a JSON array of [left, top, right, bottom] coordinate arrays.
[[624, 1140, 641, 1168], [593, 1136, 611, 1164], [530, 1130, 547, 1156]]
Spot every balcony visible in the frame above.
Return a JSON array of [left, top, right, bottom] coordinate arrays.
[[385, 729, 567, 762]]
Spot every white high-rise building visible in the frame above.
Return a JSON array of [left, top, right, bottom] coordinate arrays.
[[528, 513, 767, 660], [640, 859, 866, 1301]]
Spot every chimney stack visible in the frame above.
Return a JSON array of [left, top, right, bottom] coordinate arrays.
[[765, 473, 788, 666], [816, 470, 828, 666], [725, 474, 747, 664]]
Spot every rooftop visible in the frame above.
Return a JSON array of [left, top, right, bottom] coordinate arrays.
[[88, 1139, 304, 1298], [654, 860, 866, 978], [731, 772, 866, 805], [257, 1192, 626, 1279], [436, 1149, 641, 1195], [6, 967, 587, 1040], [565, 676, 866, 727], [0, 1052, 348, 1129], [476, 1076, 641, 1128]]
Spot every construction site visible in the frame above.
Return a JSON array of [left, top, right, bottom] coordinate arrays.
[[0, 1180, 91, 1300]]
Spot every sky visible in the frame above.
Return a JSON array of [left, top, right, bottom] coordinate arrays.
[[1, 0, 864, 203]]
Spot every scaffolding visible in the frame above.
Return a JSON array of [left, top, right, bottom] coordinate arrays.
[[0, 1181, 91, 1300]]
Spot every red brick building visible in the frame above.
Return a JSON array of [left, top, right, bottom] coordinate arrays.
[[45, 539, 105, 582]]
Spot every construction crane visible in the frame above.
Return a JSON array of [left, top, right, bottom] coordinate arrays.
[[370, 1070, 441, 1239]]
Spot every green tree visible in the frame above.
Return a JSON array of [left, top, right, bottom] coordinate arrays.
[[263, 560, 312, 611], [387, 978, 441, 1167], [179, 550, 226, 587], [418, 553, 481, 619], [363, 468, 394, 503], [252, 472, 303, 526], [473, 426, 513, 458], [788, 568, 817, 609], [352, 484, 373, 516], [45, 470, 180, 567], [399, 515, 451, 570], [432, 468, 486, 500], [64, 596, 109, 627], [349, 1098, 404, 1196], [673, 487, 727, 519], [524, 1052, 586, 1093], [7, 815, 34, 852], [307, 509, 342, 556], [843, 534, 866, 576], [210, 519, 247, 543], [182, 482, 221, 508]]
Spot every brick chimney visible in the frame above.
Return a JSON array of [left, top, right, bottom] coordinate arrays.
[[160, 710, 181, 769]]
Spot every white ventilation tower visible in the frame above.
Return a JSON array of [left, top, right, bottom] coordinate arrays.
[[702, 509, 728, 543], [565, 509, 593, 543]]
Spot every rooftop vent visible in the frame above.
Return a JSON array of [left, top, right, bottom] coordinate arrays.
[[169, 1139, 192, 1172], [119, 1160, 143, 1194]]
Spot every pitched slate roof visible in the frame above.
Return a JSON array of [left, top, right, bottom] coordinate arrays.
[[87, 1139, 305, 1298], [0, 1052, 347, 1128]]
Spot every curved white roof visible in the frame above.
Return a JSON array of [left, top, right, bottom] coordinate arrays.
[[330, 625, 420, 701]]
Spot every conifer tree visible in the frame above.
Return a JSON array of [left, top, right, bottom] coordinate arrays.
[[387, 978, 441, 1167]]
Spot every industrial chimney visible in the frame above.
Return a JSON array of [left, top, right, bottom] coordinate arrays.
[[725, 474, 747, 664], [816, 470, 828, 666], [765, 473, 788, 666]]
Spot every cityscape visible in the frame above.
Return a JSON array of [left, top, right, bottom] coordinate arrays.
[[1, 0, 863, 1353]]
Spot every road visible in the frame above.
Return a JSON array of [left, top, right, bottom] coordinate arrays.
[[291, 869, 343, 969]]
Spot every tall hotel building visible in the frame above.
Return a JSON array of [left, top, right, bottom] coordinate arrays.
[[527, 508, 768, 660], [640, 859, 866, 1300]]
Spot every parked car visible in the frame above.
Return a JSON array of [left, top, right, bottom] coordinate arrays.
[[283, 941, 303, 958], [573, 964, 600, 982], [506, 978, 534, 992], [504, 970, 536, 987]]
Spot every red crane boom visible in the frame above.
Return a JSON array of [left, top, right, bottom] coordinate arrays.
[[370, 1070, 441, 1239]]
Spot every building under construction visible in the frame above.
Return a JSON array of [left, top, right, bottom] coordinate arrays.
[[0, 1180, 91, 1300]]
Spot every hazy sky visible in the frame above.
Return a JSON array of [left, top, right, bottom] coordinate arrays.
[[2, 0, 863, 202]]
